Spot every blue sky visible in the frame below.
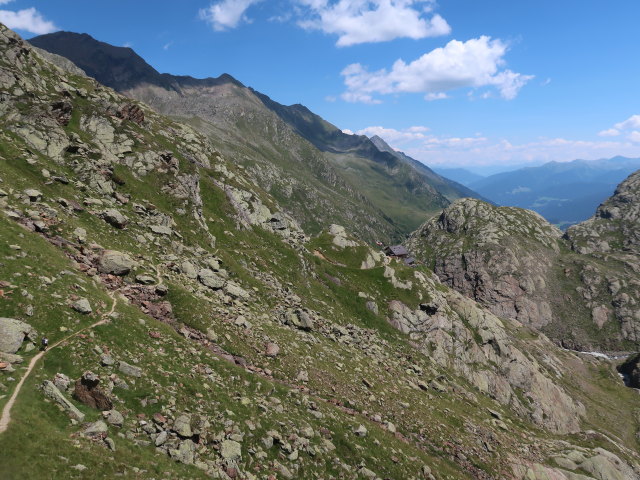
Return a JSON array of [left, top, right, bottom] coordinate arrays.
[[3, 0, 640, 171]]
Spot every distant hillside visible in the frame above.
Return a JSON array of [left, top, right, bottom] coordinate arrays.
[[30, 31, 484, 240], [432, 167, 485, 186], [468, 157, 640, 227]]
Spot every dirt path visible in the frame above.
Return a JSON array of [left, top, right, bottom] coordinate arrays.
[[0, 291, 119, 434]]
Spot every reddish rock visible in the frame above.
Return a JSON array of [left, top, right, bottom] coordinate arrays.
[[72, 372, 113, 410], [116, 103, 145, 124]]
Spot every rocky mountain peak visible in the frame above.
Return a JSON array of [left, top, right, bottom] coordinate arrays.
[[566, 169, 640, 255]]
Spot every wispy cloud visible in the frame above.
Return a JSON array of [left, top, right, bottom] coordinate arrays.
[[296, 0, 450, 47], [163, 41, 174, 50], [356, 125, 430, 142], [199, 0, 262, 31], [598, 115, 640, 142], [0, 7, 58, 34], [341, 36, 533, 103], [356, 124, 640, 167]]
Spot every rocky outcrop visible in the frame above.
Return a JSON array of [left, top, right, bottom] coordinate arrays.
[[566, 170, 640, 255], [72, 372, 113, 410], [42, 380, 85, 421], [386, 273, 584, 434], [408, 191, 640, 350], [0, 317, 37, 353], [407, 199, 560, 330], [618, 353, 640, 388]]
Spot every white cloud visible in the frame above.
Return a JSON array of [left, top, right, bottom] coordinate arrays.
[[341, 90, 382, 104], [342, 128, 355, 135], [199, 0, 261, 31], [163, 41, 173, 50], [425, 92, 448, 101], [297, 0, 450, 46], [341, 36, 533, 103], [0, 7, 57, 34], [0, 0, 15, 5], [356, 125, 430, 143], [352, 124, 640, 167], [598, 128, 620, 137], [599, 115, 640, 139], [614, 115, 640, 131]]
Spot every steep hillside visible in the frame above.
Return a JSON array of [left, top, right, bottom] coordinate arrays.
[[369, 135, 487, 203], [468, 157, 640, 228], [433, 167, 485, 187], [30, 31, 482, 241], [407, 184, 640, 351], [2, 24, 640, 480]]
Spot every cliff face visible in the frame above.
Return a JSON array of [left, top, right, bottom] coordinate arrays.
[[407, 199, 562, 330], [1, 24, 640, 480], [407, 180, 640, 351]]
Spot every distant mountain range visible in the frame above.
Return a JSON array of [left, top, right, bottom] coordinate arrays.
[[30, 31, 484, 240], [463, 157, 640, 227], [432, 167, 485, 187]]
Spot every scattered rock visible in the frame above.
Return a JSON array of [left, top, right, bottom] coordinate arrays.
[[98, 250, 134, 276], [104, 409, 124, 427], [42, 380, 85, 421], [83, 420, 108, 438], [118, 361, 142, 377], [354, 424, 367, 437], [265, 342, 280, 357], [71, 298, 92, 314], [173, 414, 193, 437], [101, 208, 129, 229], [220, 439, 242, 461]]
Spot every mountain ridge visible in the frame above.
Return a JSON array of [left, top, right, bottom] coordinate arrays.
[[2, 22, 640, 480], [29, 30, 484, 240], [468, 156, 640, 227]]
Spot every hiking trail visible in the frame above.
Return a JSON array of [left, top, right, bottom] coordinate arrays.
[[0, 291, 119, 434]]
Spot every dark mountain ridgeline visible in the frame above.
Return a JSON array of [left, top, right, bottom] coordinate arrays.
[[29, 30, 484, 240]]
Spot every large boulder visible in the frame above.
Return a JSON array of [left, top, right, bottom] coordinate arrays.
[[101, 209, 129, 229], [42, 380, 85, 421], [72, 372, 113, 410], [0, 318, 37, 353], [618, 353, 640, 388], [98, 250, 135, 276]]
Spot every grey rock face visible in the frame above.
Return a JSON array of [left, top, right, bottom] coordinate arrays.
[[118, 361, 142, 377], [42, 380, 85, 421], [567, 170, 640, 255], [220, 439, 241, 461], [172, 414, 192, 437], [98, 250, 134, 276], [407, 199, 560, 330], [198, 269, 225, 289], [104, 409, 124, 427], [0, 318, 37, 354], [71, 298, 92, 314], [101, 208, 129, 229]]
